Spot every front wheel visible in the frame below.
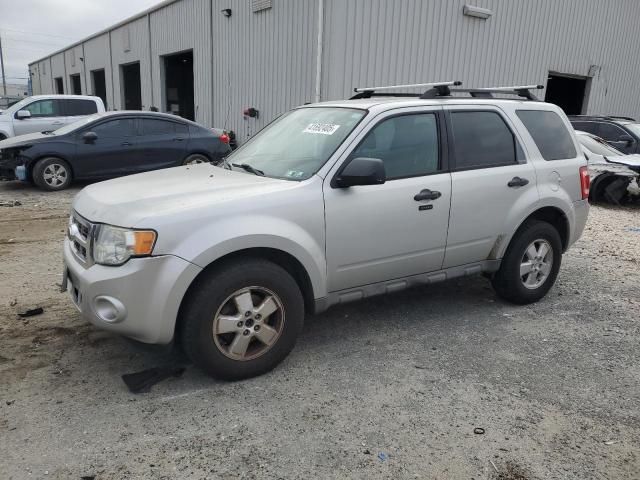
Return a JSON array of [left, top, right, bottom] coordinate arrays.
[[180, 259, 305, 380], [491, 220, 562, 304], [32, 157, 72, 191]]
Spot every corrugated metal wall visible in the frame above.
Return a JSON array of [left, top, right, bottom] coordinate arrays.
[[28, 0, 640, 124], [210, 0, 319, 139], [63, 44, 85, 93], [83, 34, 114, 109], [110, 17, 153, 110], [322, 0, 640, 118], [150, 0, 213, 125]]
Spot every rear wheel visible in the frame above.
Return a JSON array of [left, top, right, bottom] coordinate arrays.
[[0, 134, 6, 141], [180, 259, 305, 380], [32, 157, 72, 191], [182, 153, 210, 165], [491, 220, 562, 304]]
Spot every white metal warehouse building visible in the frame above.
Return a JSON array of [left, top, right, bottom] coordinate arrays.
[[28, 0, 640, 142]]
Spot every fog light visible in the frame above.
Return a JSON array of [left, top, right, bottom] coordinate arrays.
[[93, 296, 127, 323]]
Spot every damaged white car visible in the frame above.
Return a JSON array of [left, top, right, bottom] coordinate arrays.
[[575, 130, 640, 204]]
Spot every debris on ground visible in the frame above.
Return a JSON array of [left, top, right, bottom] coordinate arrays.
[[121, 366, 187, 393], [0, 200, 21, 207], [377, 452, 388, 462], [474, 427, 485, 435], [17, 307, 44, 318]]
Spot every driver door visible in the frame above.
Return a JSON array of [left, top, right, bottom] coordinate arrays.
[[13, 99, 65, 136], [323, 108, 452, 292]]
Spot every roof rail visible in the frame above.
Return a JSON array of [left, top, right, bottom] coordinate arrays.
[[461, 85, 545, 101], [568, 114, 636, 122], [351, 81, 462, 99]]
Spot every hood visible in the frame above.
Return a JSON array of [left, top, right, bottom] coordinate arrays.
[[73, 164, 300, 226], [603, 154, 640, 170], [0, 132, 54, 149]]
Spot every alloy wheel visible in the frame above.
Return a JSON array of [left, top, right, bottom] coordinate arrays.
[[212, 286, 285, 361], [42, 163, 68, 187], [520, 239, 553, 289]]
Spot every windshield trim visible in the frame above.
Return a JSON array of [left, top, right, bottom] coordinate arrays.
[[224, 106, 369, 182]]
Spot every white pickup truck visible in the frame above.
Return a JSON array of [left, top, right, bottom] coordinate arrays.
[[0, 95, 105, 140]]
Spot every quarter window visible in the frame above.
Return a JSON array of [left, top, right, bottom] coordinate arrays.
[[517, 110, 577, 160], [597, 123, 627, 141], [450, 111, 517, 169], [349, 113, 440, 179]]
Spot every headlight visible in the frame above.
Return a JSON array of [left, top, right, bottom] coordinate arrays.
[[93, 224, 157, 266]]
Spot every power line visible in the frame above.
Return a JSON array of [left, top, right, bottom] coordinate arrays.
[[0, 26, 76, 41]]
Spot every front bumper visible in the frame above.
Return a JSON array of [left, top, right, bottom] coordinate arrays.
[[63, 237, 202, 344]]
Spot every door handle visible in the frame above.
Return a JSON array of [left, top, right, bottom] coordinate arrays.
[[414, 189, 442, 201], [507, 176, 529, 188], [173, 137, 185, 142], [121, 141, 132, 146]]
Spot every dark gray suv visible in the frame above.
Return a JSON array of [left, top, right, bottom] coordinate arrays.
[[569, 115, 640, 154]]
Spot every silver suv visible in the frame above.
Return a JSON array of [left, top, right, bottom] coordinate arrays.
[[63, 82, 590, 380]]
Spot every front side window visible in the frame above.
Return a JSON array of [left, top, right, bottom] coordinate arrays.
[[22, 100, 60, 118], [226, 107, 366, 181], [451, 111, 517, 169], [516, 110, 577, 160], [91, 118, 135, 138], [349, 113, 439, 179], [598, 122, 627, 141]]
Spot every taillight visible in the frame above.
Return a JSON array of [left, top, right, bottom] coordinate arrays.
[[219, 133, 230, 144], [579, 166, 590, 199]]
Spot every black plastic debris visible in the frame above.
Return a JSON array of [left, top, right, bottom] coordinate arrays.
[[122, 366, 186, 394], [473, 427, 485, 435], [17, 307, 44, 318]]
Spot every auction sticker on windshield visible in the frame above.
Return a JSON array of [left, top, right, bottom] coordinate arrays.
[[303, 123, 341, 135]]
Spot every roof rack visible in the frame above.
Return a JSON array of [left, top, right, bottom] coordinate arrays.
[[567, 114, 637, 122], [349, 82, 544, 101], [351, 81, 462, 99]]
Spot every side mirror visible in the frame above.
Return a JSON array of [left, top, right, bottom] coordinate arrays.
[[333, 157, 386, 188], [83, 131, 98, 143], [618, 134, 634, 146], [16, 110, 31, 120]]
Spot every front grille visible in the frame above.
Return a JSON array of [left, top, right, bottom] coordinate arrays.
[[68, 212, 96, 267]]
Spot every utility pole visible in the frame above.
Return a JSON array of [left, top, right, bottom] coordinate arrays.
[[0, 34, 6, 96]]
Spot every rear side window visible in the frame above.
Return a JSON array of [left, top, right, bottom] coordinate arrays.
[[517, 110, 577, 160], [92, 118, 135, 138], [450, 111, 517, 169], [65, 99, 98, 116], [349, 113, 439, 179], [141, 119, 176, 136]]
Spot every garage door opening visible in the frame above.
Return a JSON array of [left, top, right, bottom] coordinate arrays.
[[163, 50, 194, 120], [70, 74, 82, 95], [91, 69, 107, 109], [121, 62, 142, 110], [54, 77, 64, 94], [544, 73, 589, 115]]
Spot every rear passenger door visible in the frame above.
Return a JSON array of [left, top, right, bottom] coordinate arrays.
[[443, 107, 539, 268], [136, 118, 189, 170]]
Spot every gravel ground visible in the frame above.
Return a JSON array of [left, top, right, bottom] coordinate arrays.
[[0, 179, 638, 480]]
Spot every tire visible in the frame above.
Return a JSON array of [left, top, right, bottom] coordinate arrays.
[[32, 157, 72, 191], [182, 153, 210, 166], [491, 220, 562, 305], [180, 259, 305, 380], [0, 134, 6, 141]]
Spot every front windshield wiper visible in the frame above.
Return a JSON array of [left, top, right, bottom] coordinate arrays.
[[232, 163, 265, 176]]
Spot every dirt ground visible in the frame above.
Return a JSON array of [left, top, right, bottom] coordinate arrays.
[[0, 179, 639, 480]]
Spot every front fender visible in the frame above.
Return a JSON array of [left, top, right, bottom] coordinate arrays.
[[156, 214, 327, 299]]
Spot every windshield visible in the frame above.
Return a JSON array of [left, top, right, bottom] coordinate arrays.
[[53, 113, 104, 135], [577, 133, 623, 156], [2, 97, 31, 115], [226, 107, 366, 180], [625, 123, 640, 137]]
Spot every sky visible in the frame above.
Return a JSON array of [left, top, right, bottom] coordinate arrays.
[[0, 0, 164, 85]]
